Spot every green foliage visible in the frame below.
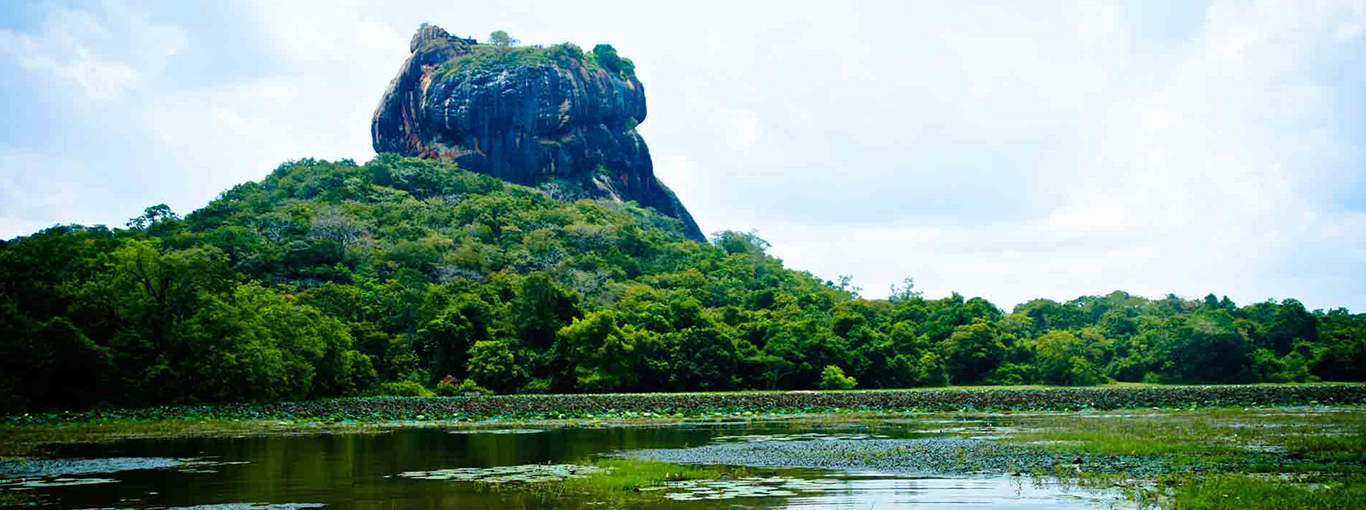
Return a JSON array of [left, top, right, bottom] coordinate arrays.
[[437, 378, 493, 396], [513, 272, 581, 348], [467, 340, 526, 393], [592, 44, 635, 79], [377, 381, 433, 397], [0, 154, 1361, 413], [457, 378, 494, 396], [435, 40, 628, 80], [1033, 330, 1104, 386], [488, 30, 517, 47], [557, 311, 647, 392], [1170, 474, 1366, 510], [944, 320, 1006, 384], [819, 365, 858, 390]]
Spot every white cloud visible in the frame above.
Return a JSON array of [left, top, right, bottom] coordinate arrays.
[[723, 109, 763, 152], [0, 146, 109, 230], [0, 0, 186, 101], [654, 154, 699, 202]]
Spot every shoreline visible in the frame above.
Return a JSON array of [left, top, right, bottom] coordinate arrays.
[[3, 383, 1364, 457], [7, 383, 1364, 426]]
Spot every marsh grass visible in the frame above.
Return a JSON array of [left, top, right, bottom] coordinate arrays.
[[1006, 408, 1366, 459], [998, 408, 1366, 508], [517, 459, 748, 508], [1168, 474, 1366, 510], [1283, 433, 1366, 461]]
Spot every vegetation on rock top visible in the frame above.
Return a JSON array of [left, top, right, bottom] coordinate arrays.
[[436, 39, 635, 81]]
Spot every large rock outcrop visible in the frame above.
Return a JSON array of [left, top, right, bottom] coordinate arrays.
[[372, 24, 704, 241]]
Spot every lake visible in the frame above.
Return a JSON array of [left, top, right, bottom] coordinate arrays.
[[1, 421, 1126, 509]]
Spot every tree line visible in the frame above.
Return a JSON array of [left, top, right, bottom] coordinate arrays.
[[1, 155, 1362, 412]]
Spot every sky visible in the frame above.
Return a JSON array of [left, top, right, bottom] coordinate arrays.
[[1, 0, 1364, 312]]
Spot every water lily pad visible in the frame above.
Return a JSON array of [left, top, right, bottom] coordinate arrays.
[[447, 429, 544, 435], [397, 464, 609, 484], [643, 475, 844, 500], [711, 433, 889, 444], [0, 477, 118, 488], [0, 457, 247, 478]]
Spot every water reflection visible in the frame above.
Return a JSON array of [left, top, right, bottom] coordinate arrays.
[[777, 475, 1115, 509]]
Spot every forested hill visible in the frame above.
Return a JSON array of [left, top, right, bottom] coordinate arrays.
[[1, 155, 1363, 413]]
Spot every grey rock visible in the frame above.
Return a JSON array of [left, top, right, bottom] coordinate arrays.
[[372, 24, 704, 241]]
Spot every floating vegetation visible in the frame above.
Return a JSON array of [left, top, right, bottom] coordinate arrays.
[[92, 504, 328, 510], [0, 476, 118, 488], [647, 476, 844, 501], [0, 457, 247, 478], [711, 432, 889, 443], [397, 464, 609, 484], [446, 429, 544, 435], [615, 437, 1198, 477]]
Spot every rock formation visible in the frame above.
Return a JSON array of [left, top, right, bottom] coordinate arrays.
[[372, 24, 704, 241]]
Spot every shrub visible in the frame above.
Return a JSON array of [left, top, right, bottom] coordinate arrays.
[[521, 378, 553, 394], [592, 44, 635, 78], [438, 378, 494, 396], [819, 365, 858, 390], [434, 381, 460, 397], [378, 381, 433, 397]]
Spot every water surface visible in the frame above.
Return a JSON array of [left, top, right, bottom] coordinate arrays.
[[2, 422, 1123, 509]]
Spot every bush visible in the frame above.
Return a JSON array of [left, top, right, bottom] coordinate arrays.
[[437, 378, 494, 396], [592, 44, 635, 78], [377, 381, 433, 397], [458, 378, 494, 396], [521, 378, 553, 394], [819, 365, 858, 390], [435, 381, 460, 397]]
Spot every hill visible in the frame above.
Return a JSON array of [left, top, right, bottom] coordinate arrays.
[[1, 155, 1363, 413]]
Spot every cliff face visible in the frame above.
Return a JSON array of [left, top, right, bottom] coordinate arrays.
[[372, 25, 704, 241]]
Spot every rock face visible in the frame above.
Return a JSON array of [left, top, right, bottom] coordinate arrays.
[[372, 25, 704, 241]]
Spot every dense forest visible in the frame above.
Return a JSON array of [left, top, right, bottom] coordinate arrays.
[[1, 155, 1363, 413]]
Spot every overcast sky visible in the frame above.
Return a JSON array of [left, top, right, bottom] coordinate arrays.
[[2, 0, 1364, 311]]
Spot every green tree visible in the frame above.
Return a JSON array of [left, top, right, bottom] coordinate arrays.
[[888, 278, 922, 304], [943, 319, 1006, 384], [489, 30, 518, 47], [658, 323, 739, 391], [126, 204, 179, 230], [915, 351, 950, 387], [467, 340, 526, 393], [512, 272, 581, 348], [819, 365, 858, 390], [1034, 330, 1104, 386], [1151, 313, 1254, 383], [556, 310, 646, 392], [413, 295, 491, 383]]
